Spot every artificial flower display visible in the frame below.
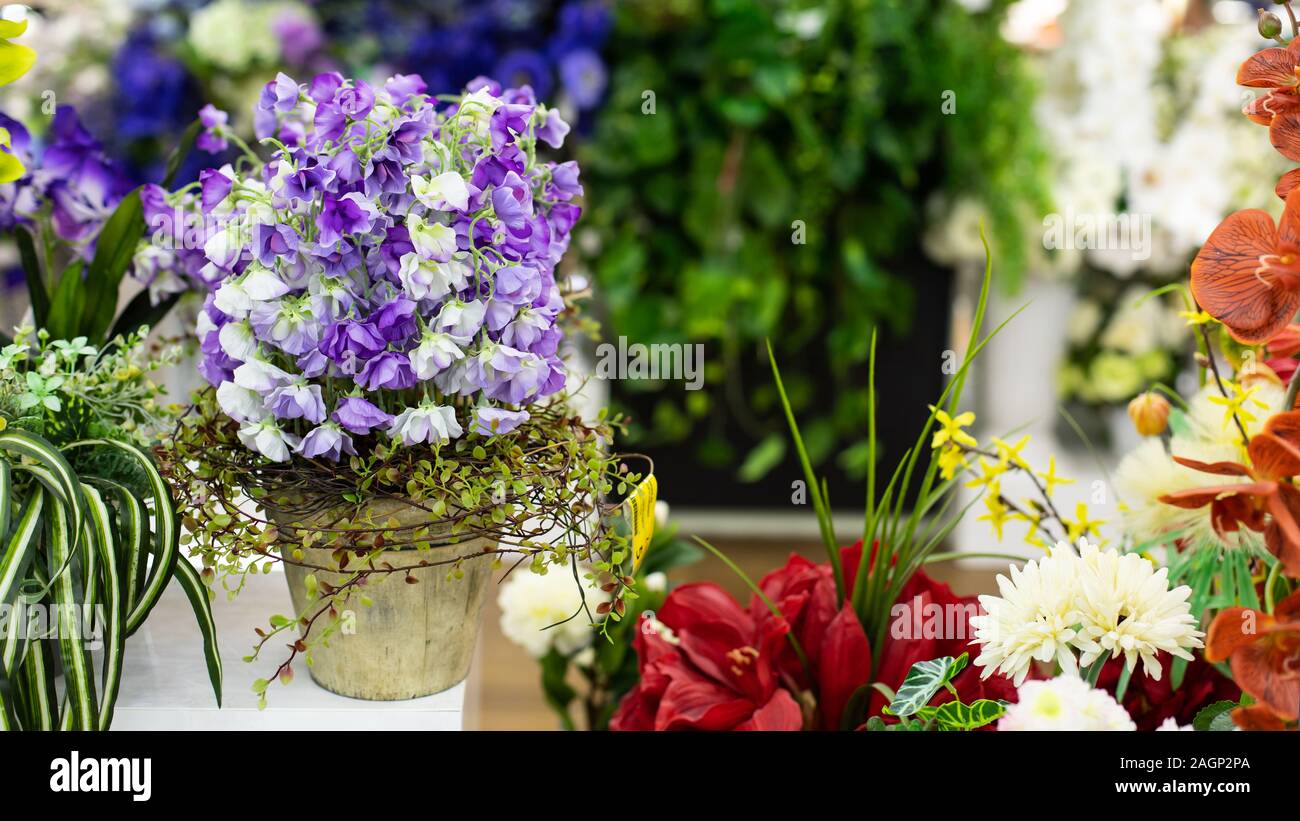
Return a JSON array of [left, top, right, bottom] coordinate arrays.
[[150, 71, 581, 459]]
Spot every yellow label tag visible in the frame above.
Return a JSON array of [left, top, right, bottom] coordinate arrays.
[[623, 472, 657, 573]]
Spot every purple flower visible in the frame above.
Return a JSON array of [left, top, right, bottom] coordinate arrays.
[[536, 108, 571, 150], [332, 396, 393, 435], [385, 73, 427, 105], [493, 265, 541, 305], [268, 381, 326, 423], [470, 407, 529, 436], [558, 48, 607, 110], [253, 223, 299, 266], [367, 297, 419, 344], [489, 103, 533, 150], [319, 318, 387, 369], [308, 72, 344, 104], [356, 350, 416, 391], [491, 171, 534, 237], [317, 192, 379, 245], [197, 104, 229, 154], [550, 161, 583, 199], [199, 167, 234, 213], [297, 423, 356, 461], [337, 81, 375, 119]]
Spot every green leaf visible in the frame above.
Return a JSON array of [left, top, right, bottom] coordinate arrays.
[[81, 188, 145, 343], [737, 433, 786, 482], [81, 483, 126, 729], [172, 557, 223, 707], [14, 225, 47, 328], [885, 653, 969, 718], [1192, 700, 1238, 732], [917, 698, 1006, 731], [44, 258, 87, 341], [107, 291, 181, 346], [43, 487, 98, 729], [161, 119, 202, 189]]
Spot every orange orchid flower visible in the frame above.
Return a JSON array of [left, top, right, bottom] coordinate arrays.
[[1204, 589, 1300, 729], [1239, 38, 1300, 162], [1159, 411, 1300, 576], [1265, 322, 1300, 358], [1190, 189, 1300, 344]]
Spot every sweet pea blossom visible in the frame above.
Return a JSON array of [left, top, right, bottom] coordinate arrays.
[[177, 74, 580, 462], [389, 402, 464, 446]]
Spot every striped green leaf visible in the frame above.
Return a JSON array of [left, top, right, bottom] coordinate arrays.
[[18, 639, 57, 731], [172, 558, 223, 707], [0, 490, 42, 613], [92, 479, 147, 621], [0, 430, 85, 544], [44, 489, 97, 730], [916, 698, 1006, 731], [65, 440, 177, 635], [81, 483, 126, 729], [0, 459, 10, 541], [885, 653, 969, 719]]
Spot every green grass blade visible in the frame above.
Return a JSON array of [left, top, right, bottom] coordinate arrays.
[[766, 340, 841, 598], [172, 557, 223, 707], [20, 640, 57, 731]]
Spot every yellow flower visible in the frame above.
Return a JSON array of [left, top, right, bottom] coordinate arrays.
[[1066, 502, 1105, 542], [937, 444, 968, 481], [1178, 309, 1215, 327], [1036, 456, 1074, 496], [1205, 382, 1267, 429], [977, 483, 1011, 540], [964, 456, 1006, 491], [991, 434, 1031, 470], [0, 416, 7, 432], [0, 18, 35, 88], [930, 407, 977, 451]]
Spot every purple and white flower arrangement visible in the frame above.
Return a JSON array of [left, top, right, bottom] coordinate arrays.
[[160, 70, 582, 462]]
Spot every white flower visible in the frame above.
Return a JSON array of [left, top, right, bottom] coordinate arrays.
[[456, 87, 502, 138], [971, 545, 1084, 686], [398, 252, 469, 302], [412, 171, 470, 212], [644, 572, 667, 593], [433, 299, 487, 338], [1114, 437, 1250, 549], [237, 419, 300, 462], [405, 214, 458, 261], [410, 331, 467, 380], [218, 320, 259, 361], [216, 380, 268, 424], [1157, 717, 1192, 731], [999, 676, 1136, 731], [973, 539, 1204, 685], [233, 357, 291, 393], [387, 402, 463, 446], [212, 265, 288, 318], [497, 568, 608, 658], [1072, 541, 1203, 680]]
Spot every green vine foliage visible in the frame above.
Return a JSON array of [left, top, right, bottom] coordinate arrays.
[[165, 390, 644, 701], [579, 0, 1048, 478]]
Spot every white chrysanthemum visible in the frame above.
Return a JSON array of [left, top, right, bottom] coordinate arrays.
[[1071, 542, 1203, 680], [1156, 717, 1191, 731], [970, 546, 1083, 686], [999, 676, 1136, 731], [497, 568, 609, 658]]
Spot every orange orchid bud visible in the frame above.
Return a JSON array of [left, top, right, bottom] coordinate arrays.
[[1127, 392, 1171, 437]]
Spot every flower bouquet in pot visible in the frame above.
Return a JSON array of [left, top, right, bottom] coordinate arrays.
[[158, 70, 645, 702]]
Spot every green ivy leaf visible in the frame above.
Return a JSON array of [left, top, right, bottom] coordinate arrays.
[[884, 653, 968, 718]]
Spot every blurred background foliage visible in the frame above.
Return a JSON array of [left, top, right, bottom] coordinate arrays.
[[579, 0, 1049, 485]]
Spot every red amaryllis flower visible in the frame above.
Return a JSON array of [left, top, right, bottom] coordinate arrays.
[[1190, 189, 1300, 344], [1159, 410, 1300, 576], [1239, 38, 1300, 161], [1097, 651, 1240, 731], [608, 583, 803, 731], [1266, 323, 1300, 358], [1204, 590, 1300, 729], [750, 541, 1014, 729]]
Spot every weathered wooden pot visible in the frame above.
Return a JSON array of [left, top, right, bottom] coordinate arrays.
[[273, 498, 493, 700]]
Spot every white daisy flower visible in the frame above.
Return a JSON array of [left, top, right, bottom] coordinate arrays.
[[999, 676, 1136, 731]]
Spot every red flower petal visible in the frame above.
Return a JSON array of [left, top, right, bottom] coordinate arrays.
[[817, 604, 872, 730], [733, 688, 804, 731]]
